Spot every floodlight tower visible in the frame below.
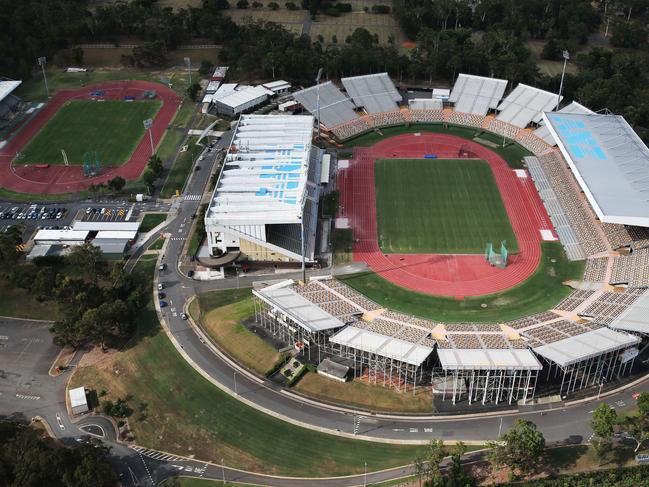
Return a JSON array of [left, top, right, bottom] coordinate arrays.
[[556, 50, 569, 111], [315, 68, 323, 141], [143, 118, 154, 156], [184, 57, 192, 85], [37, 57, 49, 98]]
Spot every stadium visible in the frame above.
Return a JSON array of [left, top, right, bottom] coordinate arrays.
[[0, 80, 181, 194], [223, 71, 649, 408]]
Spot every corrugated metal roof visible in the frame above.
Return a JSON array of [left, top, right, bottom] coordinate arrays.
[[533, 102, 593, 144], [449, 74, 508, 115], [341, 73, 401, 114], [437, 348, 542, 371], [544, 112, 649, 227], [0, 80, 21, 103], [292, 82, 358, 127], [72, 221, 140, 232], [610, 289, 649, 334], [497, 83, 560, 127], [34, 229, 89, 241]]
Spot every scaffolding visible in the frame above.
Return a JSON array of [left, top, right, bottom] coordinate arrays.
[[538, 344, 639, 397], [325, 331, 433, 394]]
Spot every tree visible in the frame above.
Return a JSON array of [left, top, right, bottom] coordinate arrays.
[[0, 228, 20, 272], [71, 46, 84, 65], [268, 1, 279, 9], [446, 442, 473, 487], [107, 176, 126, 192], [141, 168, 156, 192], [591, 402, 617, 464], [624, 392, 649, 452], [424, 439, 446, 487], [236, 0, 249, 8], [198, 59, 214, 76], [187, 82, 201, 101], [66, 243, 103, 284], [488, 419, 545, 477], [147, 154, 164, 178]]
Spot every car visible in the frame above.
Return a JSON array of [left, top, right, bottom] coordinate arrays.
[[187, 270, 195, 278], [157, 283, 164, 290], [159, 300, 168, 308], [158, 263, 167, 271], [180, 313, 188, 320], [86, 207, 92, 214], [194, 165, 201, 171], [198, 155, 204, 161], [56, 212, 62, 219], [157, 291, 166, 299]]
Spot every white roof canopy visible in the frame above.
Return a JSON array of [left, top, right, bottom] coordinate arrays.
[[437, 348, 541, 371], [0, 80, 21, 103], [206, 115, 314, 225], [254, 283, 345, 333], [293, 82, 358, 127], [449, 74, 508, 115], [610, 289, 649, 334], [72, 221, 140, 232], [544, 112, 649, 227], [497, 83, 560, 127], [533, 327, 639, 367], [329, 325, 433, 366], [341, 73, 401, 114]]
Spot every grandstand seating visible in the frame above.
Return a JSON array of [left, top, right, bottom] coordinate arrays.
[[554, 290, 596, 312], [580, 289, 645, 324], [446, 111, 486, 128], [602, 223, 649, 250], [611, 249, 649, 287], [486, 118, 523, 139], [409, 109, 444, 123], [583, 257, 608, 282], [368, 111, 407, 128], [516, 131, 553, 155]]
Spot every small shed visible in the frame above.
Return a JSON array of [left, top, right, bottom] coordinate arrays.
[[317, 358, 349, 382], [69, 386, 89, 415]]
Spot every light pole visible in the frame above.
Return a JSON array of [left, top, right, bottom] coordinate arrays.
[[184, 57, 192, 86], [300, 217, 306, 283], [143, 118, 154, 156], [37, 57, 49, 98], [498, 417, 503, 438], [363, 461, 367, 487], [233, 370, 238, 395], [315, 68, 323, 141], [221, 458, 226, 484], [556, 50, 569, 112]]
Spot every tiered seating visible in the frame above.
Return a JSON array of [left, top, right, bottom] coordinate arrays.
[[516, 131, 552, 155], [486, 118, 523, 139], [583, 257, 608, 282], [554, 290, 596, 312], [581, 290, 644, 324], [367, 319, 402, 337], [409, 109, 444, 123], [536, 151, 607, 256], [505, 311, 560, 330], [397, 326, 430, 343], [611, 249, 649, 286], [331, 117, 372, 140], [381, 310, 438, 330], [319, 279, 383, 311], [602, 223, 649, 250], [447, 111, 486, 128], [448, 334, 483, 349], [318, 300, 361, 320], [445, 323, 502, 332], [521, 320, 581, 345], [368, 111, 406, 128], [480, 334, 511, 349]]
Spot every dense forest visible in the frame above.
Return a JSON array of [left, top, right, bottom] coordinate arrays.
[[1, 0, 649, 128]]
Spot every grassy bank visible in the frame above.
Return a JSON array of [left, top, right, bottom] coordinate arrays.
[[0, 281, 59, 320], [190, 289, 280, 376], [343, 123, 531, 169], [339, 242, 584, 323], [139, 213, 167, 233], [160, 137, 203, 198], [70, 263, 421, 476]]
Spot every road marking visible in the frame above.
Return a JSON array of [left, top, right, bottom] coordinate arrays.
[[392, 428, 405, 432], [136, 451, 155, 487], [409, 428, 418, 433], [424, 427, 433, 433], [15, 393, 40, 400], [131, 446, 185, 462], [56, 413, 65, 430], [184, 194, 202, 201], [128, 466, 140, 486], [0, 335, 8, 340]]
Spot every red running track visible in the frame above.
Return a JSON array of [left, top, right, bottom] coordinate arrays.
[[0, 80, 182, 194], [337, 133, 556, 298]]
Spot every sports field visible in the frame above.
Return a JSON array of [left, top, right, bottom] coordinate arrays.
[[375, 158, 518, 254], [18, 100, 161, 166]]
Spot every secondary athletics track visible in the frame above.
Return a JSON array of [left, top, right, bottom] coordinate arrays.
[[337, 132, 556, 297], [0, 80, 182, 194]]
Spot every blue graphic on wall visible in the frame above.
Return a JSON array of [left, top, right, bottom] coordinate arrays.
[[551, 115, 607, 161]]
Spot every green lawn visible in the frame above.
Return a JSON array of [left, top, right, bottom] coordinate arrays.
[[70, 262, 421, 476], [0, 280, 59, 320], [344, 124, 531, 169], [339, 242, 584, 323], [375, 159, 518, 254], [139, 213, 167, 233], [148, 236, 165, 250], [160, 137, 204, 198], [18, 100, 161, 167], [0, 187, 84, 202]]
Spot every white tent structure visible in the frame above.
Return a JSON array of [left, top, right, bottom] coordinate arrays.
[[341, 73, 401, 114], [497, 84, 560, 128], [449, 74, 508, 115], [292, 82, 358, 127]]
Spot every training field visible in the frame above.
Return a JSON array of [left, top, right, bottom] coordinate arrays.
[[375, 158, 519, 254], [18, 100, 161, 167]]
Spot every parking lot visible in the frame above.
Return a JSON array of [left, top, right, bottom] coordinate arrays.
[[0, 204, 69, 222], [80, 205, 139, 222]]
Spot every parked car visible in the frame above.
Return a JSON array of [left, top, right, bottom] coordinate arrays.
[[180, 313, 188, 320], [159, 300, 168, 308], [158, 263, 167, 271], [157, 292, 166, 299], [157, 283, 164, 290], [187, 270, 195, 278]]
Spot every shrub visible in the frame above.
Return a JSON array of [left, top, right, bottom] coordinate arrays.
[[324, 7, 340, 16], [371, 4, 390, 13], [334, 2, 352, 12], [286, 1, 299, 9], [252, 1, 263, 7], [268, 1, 279, 8], [265, 354, 289, 377], [236, 0, 249, 8]]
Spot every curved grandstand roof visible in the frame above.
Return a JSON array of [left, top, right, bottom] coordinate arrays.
[[543, 112, 649, 227], [497, 83, 561, 128], [0, 80, 21, 103], [449, 74, 508, 115], [292, 81, 357, 127]]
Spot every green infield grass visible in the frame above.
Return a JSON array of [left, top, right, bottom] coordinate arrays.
[[375, 158, 518, 254], [18, 100, 161, 166], [339, 242, 584, 323]]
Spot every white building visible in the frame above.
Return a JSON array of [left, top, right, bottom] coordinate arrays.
[[213, 85, 273, 116], [262, 80, 292, 96], [69, 386, 89, 415], [204, 114, 321, 262], [33, 229, 89, 246]]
